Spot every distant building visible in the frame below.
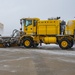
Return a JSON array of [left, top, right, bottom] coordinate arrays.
[[0, 23, 4, 35]]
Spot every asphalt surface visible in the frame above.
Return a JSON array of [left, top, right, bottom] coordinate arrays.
[[0, 44, 75, 75]]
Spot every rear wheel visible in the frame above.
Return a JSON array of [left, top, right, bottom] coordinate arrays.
[[69, 40, 74, 48], [59, 38, 70, 49], [23, 38, 32, 48]]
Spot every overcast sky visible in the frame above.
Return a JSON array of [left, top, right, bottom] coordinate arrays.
[[0, 0, 75, 36]]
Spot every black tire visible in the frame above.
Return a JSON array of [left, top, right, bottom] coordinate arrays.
[[32, 43, 39, 47], [23, 38, 32, 48], [59, 38, 70, 49], [69, 40, 74, 48]]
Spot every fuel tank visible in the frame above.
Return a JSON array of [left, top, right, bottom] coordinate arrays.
[[43, 37, 57, 44]]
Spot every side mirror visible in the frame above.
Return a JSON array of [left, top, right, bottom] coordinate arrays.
[[20, 19, 22, 25]]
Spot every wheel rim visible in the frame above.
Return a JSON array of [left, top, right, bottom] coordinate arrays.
[[24, 40, 30, 46], [61, 41, 68, 48]]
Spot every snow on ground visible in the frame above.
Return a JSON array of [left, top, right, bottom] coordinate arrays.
[[34, 49, 75, 56], [0, 44, 75, 56], [0, 45, 75, 75]]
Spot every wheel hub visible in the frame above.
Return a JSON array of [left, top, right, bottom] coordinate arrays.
[[61, 41, 68, 47], [24, 40, 30, 46]]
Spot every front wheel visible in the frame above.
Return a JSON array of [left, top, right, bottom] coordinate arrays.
[[32, 43, 39, 47], [23, 38, 32, 48]]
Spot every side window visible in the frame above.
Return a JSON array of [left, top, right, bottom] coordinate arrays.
[[26, 20, 32, 26]]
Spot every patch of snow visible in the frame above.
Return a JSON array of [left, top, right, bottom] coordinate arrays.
[[0, 57, 30, 62], [3, 65, 9, 68], [10, 70, 17, 73], [59, 58, 75, 63], [34, 50, 75, 56]]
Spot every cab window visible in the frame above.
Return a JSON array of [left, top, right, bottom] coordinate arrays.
[[26, 20, 32, 26]]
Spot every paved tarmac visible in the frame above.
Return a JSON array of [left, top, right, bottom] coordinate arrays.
[[0, 44, 75, 75]]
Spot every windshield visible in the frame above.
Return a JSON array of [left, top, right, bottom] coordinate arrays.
[[22, 19, 32, 26], [25, 20, 32, 26]]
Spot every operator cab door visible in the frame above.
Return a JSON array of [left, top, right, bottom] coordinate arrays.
[[24, 19, 33, 35]]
